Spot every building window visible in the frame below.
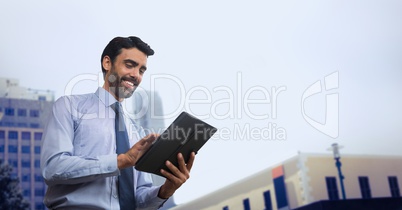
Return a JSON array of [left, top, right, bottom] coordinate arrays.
[[8, 145, 18, 153], [35, 188, 44, 196], [23, 189, 31, 197], [35, 160, 40, 168], [326, 177, 339, 200], [18, 123, 28, 128], [18, 109, 27, 117], [22, 174, 30, 182], [30, 109, 40, 117], [34, 132, 42, 141], [22, 132, 31, 140], [243, 198, 250, 210], [38, 96, 47, 101], [358, 176, 372, 199], [22, 146, 30, 154], [8, 131, 18, 139], [273, 175, 289, 209], [22, 160, 30, 168], [389, 176, 400, 197], [35, 203, 45, 210], [5, 108, 15, 116], [34, 146, 41, 154], [35, 175, 43, 182], [0, 130, 4, 139], [30, 123, 40, 128], [4, 122, 16, 127], [263, 190, 273, 210], [11, 160, 18, 168]]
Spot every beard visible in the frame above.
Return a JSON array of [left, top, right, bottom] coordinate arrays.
[[107, 69, 138, 99]]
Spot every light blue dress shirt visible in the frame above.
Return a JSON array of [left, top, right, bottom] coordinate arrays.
[[41, 87, 166, 209]]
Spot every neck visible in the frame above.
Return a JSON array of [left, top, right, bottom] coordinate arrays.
[[102, 84, 123, 102]]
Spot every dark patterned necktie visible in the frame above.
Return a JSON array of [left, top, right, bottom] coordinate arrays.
[[113, 102, 136, 210]]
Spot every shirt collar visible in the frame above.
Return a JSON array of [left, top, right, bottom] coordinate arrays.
[[95, 87, 118, 107]]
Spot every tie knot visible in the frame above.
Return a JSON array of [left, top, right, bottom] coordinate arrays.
[[111, 102, 122, 114]]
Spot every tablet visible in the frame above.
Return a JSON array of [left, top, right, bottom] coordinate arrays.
[[135, 111, 217, 177]]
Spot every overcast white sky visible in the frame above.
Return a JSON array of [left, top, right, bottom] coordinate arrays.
[[1, 0, 402, 205]]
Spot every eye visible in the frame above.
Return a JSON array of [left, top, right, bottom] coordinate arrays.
[[140, 69, 146, 75], [125, 63, 133, 69]]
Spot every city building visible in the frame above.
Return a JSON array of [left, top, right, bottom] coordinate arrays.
[[171, 152, 402, 210], [0, 78, 54, 102], [0, 77, 54, 210]]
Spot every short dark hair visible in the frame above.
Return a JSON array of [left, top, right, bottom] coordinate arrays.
[[101, 36, 154, 78]]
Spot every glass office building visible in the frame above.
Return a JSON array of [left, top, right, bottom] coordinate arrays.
[[0, 77, 54, 210]]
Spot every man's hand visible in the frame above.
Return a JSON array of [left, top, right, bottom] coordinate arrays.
[[158, 152, 195, 199], [117, 133, 158, 169]]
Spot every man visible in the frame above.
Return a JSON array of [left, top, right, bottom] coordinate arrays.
[[41, 36, 194, 209]]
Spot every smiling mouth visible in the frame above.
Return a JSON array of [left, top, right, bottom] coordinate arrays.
[[122, 79, 137, 90]]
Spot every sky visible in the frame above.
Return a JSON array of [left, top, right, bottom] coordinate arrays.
[[1, 0, 402, 205]]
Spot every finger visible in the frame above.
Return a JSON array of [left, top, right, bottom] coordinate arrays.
[[161, 161, 188, 186], [165, 160, 180, 176], [144, 133, 159, 143], [184, 152, 195, 172], [177, 153, 188, 174], [130, 134, 159, 160], [136, 133, 159, 149], [160, 168, 181, 185], [165, 160, 187, 181], [140, 140, 152, 152]]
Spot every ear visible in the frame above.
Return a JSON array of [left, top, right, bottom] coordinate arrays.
[[102, 56, 112, 72]]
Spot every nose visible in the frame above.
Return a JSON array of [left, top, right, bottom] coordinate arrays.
[[129, 67, 140, 79], [128, 68, 142, 84]]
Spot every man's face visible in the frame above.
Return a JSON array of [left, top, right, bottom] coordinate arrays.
[[103, 48, 148, 100]]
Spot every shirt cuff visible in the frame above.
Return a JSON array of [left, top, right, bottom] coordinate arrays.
[[97, 154, 119, 175], [141, 185, 168, 209]]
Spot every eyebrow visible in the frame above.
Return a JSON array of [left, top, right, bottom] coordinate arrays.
[[124, 59, 147, 71]]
